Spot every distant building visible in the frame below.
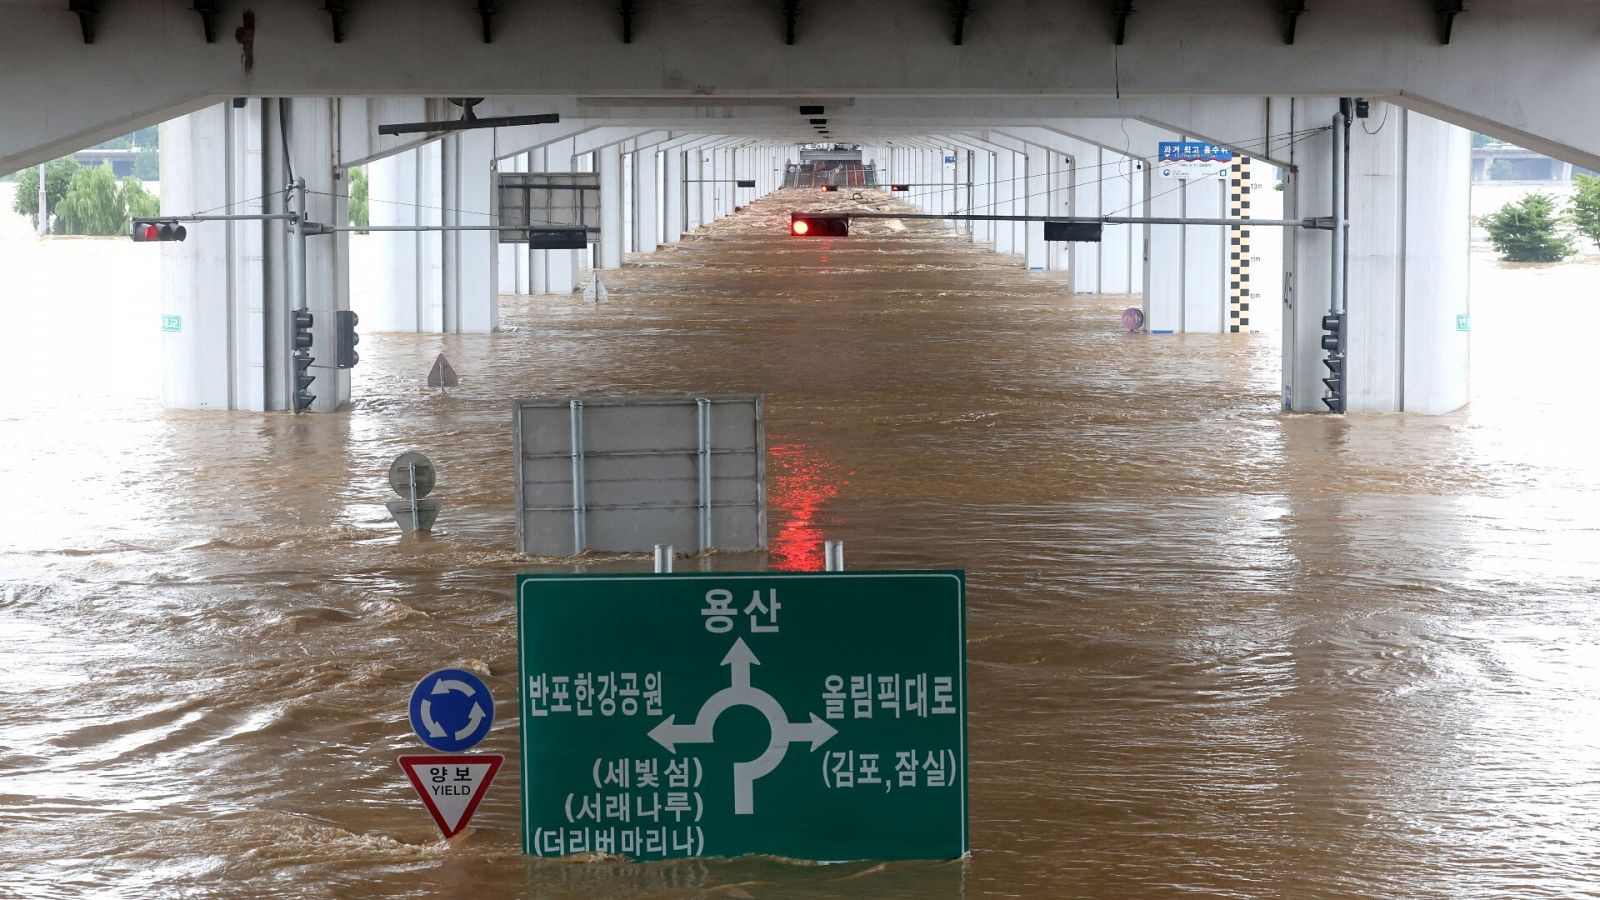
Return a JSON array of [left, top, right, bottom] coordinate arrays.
[[1472, 142, 1594, 182]]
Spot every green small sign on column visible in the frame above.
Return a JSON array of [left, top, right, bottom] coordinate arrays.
[[516, 571, 968, 861], [161, 315, 182, 332], [1456, 314, 1470, 332]]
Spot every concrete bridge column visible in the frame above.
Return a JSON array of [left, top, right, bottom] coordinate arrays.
[[542, 138, 578, 295], [526, 145, 549, 293], [1023, 141, 1049, 270], [992, 147, 1017, 255], [633, 145, 659, 254], [158, 102, 266, 411], [440, 129, 498, 331], [368, 142, 444, 330], [599, 143, 624, 269], [1141, 165, 1228, 334], [663, 145, 685, 243], [497, 151, 528, 294], [271, 98, 352, 411], [1284, 101, 1470, 414]]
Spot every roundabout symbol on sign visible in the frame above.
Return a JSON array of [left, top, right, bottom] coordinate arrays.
[[409, 668, 495, 752], [647, 638, 836, 815]]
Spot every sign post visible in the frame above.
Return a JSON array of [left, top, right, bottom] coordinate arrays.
[[517, 571, 967, 861]]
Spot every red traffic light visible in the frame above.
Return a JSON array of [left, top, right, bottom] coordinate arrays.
[[819, 185, 839, 192], [790, 213, 849, 237], [131, 220, 187, 242], [890, 184, 910, 192]]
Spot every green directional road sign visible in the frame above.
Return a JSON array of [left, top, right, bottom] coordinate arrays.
[[517, 571, 967, 862]]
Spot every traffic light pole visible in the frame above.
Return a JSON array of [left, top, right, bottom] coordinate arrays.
[[287, 178, 311, 414], [1329, 108, 1350, 414]]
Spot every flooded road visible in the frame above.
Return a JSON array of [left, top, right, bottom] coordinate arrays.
[[3, 189, 1599, 898]]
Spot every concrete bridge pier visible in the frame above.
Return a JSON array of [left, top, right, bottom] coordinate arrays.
[[369, 143, 444, 331], [1284, 101, 1470, 414], [159, 98, 352, 412]]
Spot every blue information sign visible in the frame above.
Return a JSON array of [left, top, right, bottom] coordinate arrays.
[[1156, 141, 1234, 179], [409, 668, 495, 752]]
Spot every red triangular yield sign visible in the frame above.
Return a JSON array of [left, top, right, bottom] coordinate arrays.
[[398, 754, 503, 839]]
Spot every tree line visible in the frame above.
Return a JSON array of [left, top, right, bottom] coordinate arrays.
[[13, 157, 159, 236], [1483, 177, 1600, 262]]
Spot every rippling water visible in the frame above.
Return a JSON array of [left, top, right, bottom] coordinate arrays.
[[2, 190, 1598, 898]]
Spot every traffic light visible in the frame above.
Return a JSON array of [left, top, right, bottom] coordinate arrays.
[[889, 184, 910, 192], [335, 310, 359, 369], [293, 355, 317, 413], [820, 185, 839, 193], [736, 179, 756, 188], [292, 309, 315, 413], [292, 309, 314, 351], [790, 213, 850, 237], [1321, 312, 1345, 413], [130, 219, 187, 242]]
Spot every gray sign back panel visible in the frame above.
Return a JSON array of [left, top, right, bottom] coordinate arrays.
[[496, 172, 601, 243], [514, 395, 766, 556]]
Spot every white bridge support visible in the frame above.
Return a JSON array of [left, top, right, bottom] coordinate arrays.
[[1285, 101, 1470, 414], [158, 98, 352, 412]]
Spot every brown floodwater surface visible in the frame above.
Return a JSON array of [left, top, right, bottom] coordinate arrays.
[[2, 189, 1598, 898]]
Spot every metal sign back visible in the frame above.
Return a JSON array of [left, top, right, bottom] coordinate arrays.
[[496, 172, 601, 244], [513, 395, 766, 556]]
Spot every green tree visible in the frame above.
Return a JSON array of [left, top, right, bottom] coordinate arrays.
[[1482, 193, 1576, 262], [132, 147, 159, 181], [54, 163, 129, 235], [1570, 173, 1600, 249], [119, 176, 160, 221], [347, 165, 369, 232], [11, 157, 81, 228]]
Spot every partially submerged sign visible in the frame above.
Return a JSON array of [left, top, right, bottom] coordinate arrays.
[[516, 571, 968, 861], [427, 353, 459, 388], [408, 668, 494, 753], [399, 754, 504, 839]]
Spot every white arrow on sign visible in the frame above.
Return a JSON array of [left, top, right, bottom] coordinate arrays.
[[432, 679, 477, 697], [454, 703, 487, 741], [646, 637, 837, 815]]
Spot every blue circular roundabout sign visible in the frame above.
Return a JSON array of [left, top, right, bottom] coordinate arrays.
[[408, 668, 495, 752]]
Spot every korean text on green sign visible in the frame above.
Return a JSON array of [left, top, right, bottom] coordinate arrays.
[[517, 571, 967, 861]]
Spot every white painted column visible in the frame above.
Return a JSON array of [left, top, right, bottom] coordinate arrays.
[[1143, 165, 1183, 333], [368, 141, 444, 331], [1072, 144, 1103, 292], [527, 145, 549, 293], [159, 102, 266, 411], [1023, 142, 1049, 270], [271, 97, 351, 411], [1047, 150, 1069, 271], [993, 149, 1016, 255], [698, 146, 716, 229], [663, 146, 685, 243], [543, 138, 577, 295], [1183, 176, 1228, 332], [634, 146, 659, 253], [599, 143, 624, 269], [1285, 102, 1469, 413], [497, 151, 526, 294], [440, 128, 497, 332]]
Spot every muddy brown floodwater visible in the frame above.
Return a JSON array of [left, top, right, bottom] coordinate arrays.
[[2, 189, 1599, 898]]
